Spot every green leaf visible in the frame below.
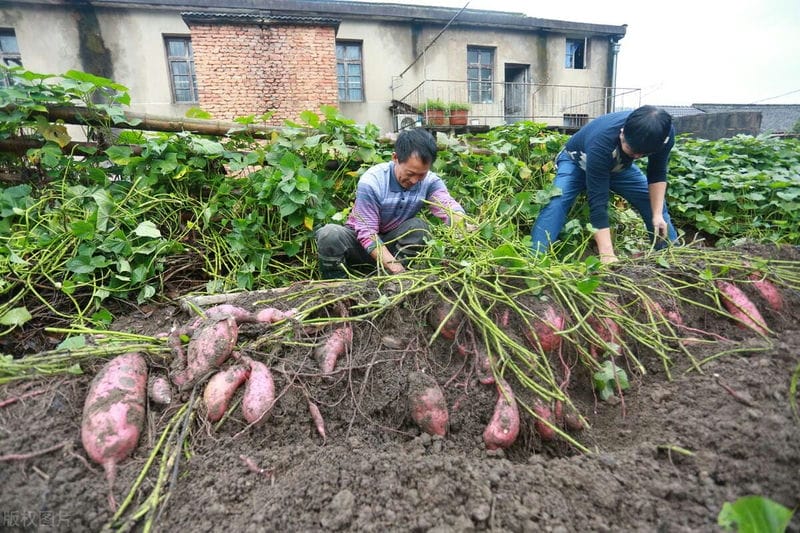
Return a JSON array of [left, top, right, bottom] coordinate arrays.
[[0, 306, 32, 326], [91, 307, 114, 326], [70, 220, 95, 240], [134, 221, 161, 238], [185, 107, 212, 119], [576, 276, 600, 295], [65, 363, 84, 375], [106, 145, 134, 165], [718, 496, 794, 533], [300, 110, 320, 127], [491, 244, 527, 270], [56, 335, 87, 351], [593, 360, 629, 401], [191, 138, 224, 155]]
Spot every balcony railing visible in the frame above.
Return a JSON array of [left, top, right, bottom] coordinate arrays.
[[392, 79, 642, 130]]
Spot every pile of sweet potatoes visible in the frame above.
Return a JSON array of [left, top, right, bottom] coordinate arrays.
[[80, 304, 293, 508]]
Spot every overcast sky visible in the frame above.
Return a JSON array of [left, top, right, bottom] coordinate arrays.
[[348, 0, 800, 106]]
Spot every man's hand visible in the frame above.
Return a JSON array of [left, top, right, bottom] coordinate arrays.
[[652, 215, 669, 238], [384, 260, 405, 275]]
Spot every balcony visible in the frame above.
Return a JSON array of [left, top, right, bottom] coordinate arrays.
[[391, 79, 642, 133]]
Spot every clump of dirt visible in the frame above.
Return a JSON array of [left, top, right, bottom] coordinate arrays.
[[1, 245, 799, 532]]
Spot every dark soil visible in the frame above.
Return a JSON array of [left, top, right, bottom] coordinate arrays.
[[2, 245, 799, 532]]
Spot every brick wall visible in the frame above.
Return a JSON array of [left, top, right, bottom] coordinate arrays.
[[189, 23, 338, 124]]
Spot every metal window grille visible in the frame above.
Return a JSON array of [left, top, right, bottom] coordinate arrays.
[[467, 46, 494, 104], [336, 42, 364, 102], [165, 37, 198, 103]]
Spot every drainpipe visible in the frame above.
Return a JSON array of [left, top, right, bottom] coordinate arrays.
[[610, 38, 621, 112]]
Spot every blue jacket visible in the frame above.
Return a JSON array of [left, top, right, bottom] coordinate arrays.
[[564, 110, 675, 230]]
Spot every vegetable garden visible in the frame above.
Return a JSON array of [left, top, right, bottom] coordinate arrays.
[[1, 69, 799, 532]]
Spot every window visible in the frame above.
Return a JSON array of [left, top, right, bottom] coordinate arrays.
[[165, 36, 198, 103], [565, 38, 587, 70], [336, 41, 364, 102], [467, 46, 494, 103], [0, 29, 23, 88]]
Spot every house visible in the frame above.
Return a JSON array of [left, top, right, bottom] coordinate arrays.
[[0, 0, 634, 133]]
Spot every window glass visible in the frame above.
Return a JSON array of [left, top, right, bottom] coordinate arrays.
[[165, 37, 198, 103], [467, 46, 494, 103], [336, 41, 364, 102]]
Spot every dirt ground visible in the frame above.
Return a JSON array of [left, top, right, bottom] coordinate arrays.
[[1, 244, 799, 532]]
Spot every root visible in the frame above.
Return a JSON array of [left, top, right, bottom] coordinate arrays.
[[0, 440, 69, 462]]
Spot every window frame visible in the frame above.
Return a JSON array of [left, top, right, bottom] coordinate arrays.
[[336, 40, 365, 103], [164, 35, 199, 104], [0, 28, 23, 88], [565, 37, 589, 70], [467, 46, 495, 104]]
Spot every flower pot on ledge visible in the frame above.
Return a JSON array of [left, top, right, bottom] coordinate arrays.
[[449, 109, 468, 126], [425, 109, 449, 127]]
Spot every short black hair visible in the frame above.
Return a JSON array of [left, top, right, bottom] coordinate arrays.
[[623, 105, 672, 154], [395, 128, 438, 165]]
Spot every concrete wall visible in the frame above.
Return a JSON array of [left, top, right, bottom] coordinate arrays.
[[337, 20, 613, 130], [0, 4, 193, 116], [673, 112, 763, 140]]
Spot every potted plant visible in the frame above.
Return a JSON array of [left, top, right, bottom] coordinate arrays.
[[448, 102, 471, 126], [424, 99, 448, 126]]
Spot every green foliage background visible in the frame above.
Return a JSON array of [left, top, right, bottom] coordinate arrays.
[[1, 68, 799, 334]]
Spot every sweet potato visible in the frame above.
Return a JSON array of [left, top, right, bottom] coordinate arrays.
[[308, 400, 327, 441], [315, 324, 353, 375], [203, 364, 251, 423], [648, 300, 684, 327], [716, 280, 768, 335], [187, 304, 257, 329], [588, 299, 623, 359], [147, 376, 172, 405], [564, 412, 584, 432], [241, 357, 276, 425], [408, 371, 449, 437], [81, 352, 148, 509], [255, 307, 297, 324], [748, 272, 785, 312], [171, 316, 239, 390], [483, 378, 520, 450], [428, 301, 462, 341], [523, 305, 566, 353], [532, 398, 556, 441]]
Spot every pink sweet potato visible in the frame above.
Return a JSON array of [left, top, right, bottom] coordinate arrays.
[[588, 299, 623, 359], [308, 400, 327, 441], [147, 375, 172, 405], [189, 304, 257, 329], [315, 324, 353, 375], [81, 352, 148, 509], [255, 307, 297, 324], [241, 357, 276, 425], [716, 280, 768, 335], [483, 378, 520, 450], [428, 301, 462, 341], [203, 364, 251, 423], [523, 305, 566, 353], [647, 300, 684, 328], [532, 398, 556, 441], [408, 371, 449, 437], [748, 272, 785, 312], [172, 316, 239, 390]]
